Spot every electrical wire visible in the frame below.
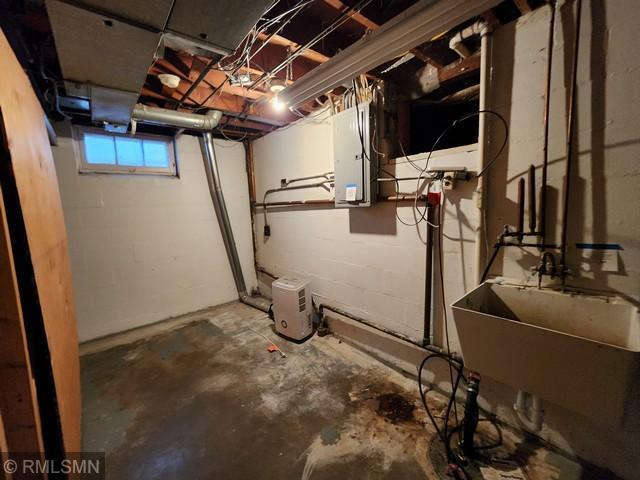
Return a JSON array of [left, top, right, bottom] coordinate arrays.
[[191, 0, 314, 109], [417, 179, 504, 474], [409, 110, 509, 228]]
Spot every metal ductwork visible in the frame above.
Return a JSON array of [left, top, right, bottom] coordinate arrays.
[[131, 104, 223, 130], [129, 106, 269, 312], [200, 133, 270, 313], [45, 0, 272, 130], [280, 0, 502, 107]]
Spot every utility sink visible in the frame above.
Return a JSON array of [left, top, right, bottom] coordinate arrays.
[[452, 282, 640, 424]]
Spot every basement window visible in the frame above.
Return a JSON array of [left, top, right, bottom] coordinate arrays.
[[73, 127, 177, 175]]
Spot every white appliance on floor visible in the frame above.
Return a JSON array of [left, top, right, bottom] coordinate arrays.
[[272, 277, 313, 340]]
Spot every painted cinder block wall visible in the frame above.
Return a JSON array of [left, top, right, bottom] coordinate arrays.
[[251, 2, 640, 477], [484, 1, 640, 300], [52, 127, 257, 342]]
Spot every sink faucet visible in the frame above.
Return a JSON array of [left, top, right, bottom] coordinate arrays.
[[537, 252, 556, 288]]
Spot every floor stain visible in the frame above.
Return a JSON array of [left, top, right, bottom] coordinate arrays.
[[81, 303, 620, 480]]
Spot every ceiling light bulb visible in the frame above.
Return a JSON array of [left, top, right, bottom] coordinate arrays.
[[271, 95, 286, 112], [158, 73, 180, 89], [270, 79, 286, 93]]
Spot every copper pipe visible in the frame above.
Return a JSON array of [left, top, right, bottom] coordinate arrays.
[[423, 201, 439, 346], [528, 164, 536, 233], [517, 178, 525, 242], [539, 1, 557, 246], [254, 194, 428, 208]]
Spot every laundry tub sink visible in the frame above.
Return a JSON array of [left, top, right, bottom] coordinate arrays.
[[452, 282, 640, 423]]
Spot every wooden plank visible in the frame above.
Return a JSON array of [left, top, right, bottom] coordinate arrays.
[[256, 32, 330, 64], [0, 187, 44, 457], [323, 0, 378, 29], [0, 28, 81, 454], [0, 409, 13, 480], [438, 53, 481, 83], [322, 0, 444, 68], [513, 0, 532, 14]]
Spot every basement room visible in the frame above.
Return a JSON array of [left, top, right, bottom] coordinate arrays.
[[0, 0, 638, 478]]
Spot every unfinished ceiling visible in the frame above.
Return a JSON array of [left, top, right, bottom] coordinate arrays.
[[5, 0, 545, 139]]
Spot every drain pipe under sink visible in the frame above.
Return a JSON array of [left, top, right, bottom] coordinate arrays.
[[513, 390, 544, 432]]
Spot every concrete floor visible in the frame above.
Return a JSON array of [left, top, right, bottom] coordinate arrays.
[[81, 302, 620, 479]]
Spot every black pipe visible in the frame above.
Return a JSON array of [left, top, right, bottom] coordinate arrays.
[[423, 202, 438, 346], [462, 374, 480, 457], [539, 0, 557, 247], [318, 303, 463, 364], [481, 242, 502, 283], [528, 165, 537, 233], [517, 178, 525, 242], [560, 0, 583, 284]]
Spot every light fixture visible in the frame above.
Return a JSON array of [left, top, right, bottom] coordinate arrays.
[[280, 0, 501, 107], [158, 73, 180, 89], [230, 73, 253, 87], [271, 94, 286, 112], [269, 78, 286, 93]]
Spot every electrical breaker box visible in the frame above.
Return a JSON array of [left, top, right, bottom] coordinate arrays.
[[333, 102, 378, 208]]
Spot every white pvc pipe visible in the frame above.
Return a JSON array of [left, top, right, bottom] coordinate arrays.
[[449, 21, 489, 59], [514, 390, 544, 432], [475, 26, 492, 284]]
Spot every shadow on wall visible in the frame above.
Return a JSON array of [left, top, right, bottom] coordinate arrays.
[[348, 202, 397, 235], [568, 0, 612, 287], [486, 18, 515, 277]]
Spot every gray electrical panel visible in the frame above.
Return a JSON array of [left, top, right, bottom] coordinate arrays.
[[333, 102, 378, 208]]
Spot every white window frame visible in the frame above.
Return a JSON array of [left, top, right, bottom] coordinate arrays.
[[72, 126, 178, 176]]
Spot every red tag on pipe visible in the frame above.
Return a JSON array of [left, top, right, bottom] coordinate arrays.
[[427, 192, 441, 206]]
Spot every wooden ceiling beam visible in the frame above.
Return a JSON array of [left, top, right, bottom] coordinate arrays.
[[322, 0, 444, 68], [438, 53, 480, 83], [513, 0, 532, 15], [256, 32, 330, 64], [322, 0, 378, 30]]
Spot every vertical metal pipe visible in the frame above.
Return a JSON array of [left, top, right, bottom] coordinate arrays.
[[560, 0, 582, 280], [528, 165, 536, 232], [517, 178, 525, 241], [539, 0, 557, 247], [200, 132, 247, 296], [423, 202, 439, 346]]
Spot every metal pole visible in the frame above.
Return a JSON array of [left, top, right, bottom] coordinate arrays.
[[200, 132, 247, 295], [560, 0, 582, 284], [423, 202, 438, 346]]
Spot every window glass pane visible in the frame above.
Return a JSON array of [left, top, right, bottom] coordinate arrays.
[[142, 140, 170, 168], [115, 137, 144, 166], [84, 134, 116, 164]]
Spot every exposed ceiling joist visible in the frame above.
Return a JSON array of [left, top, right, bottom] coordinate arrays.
[[438, 53, 480, 83], [256, 32, 330, 64], [322, 0, 444, 68], [282, 0, 502, 107], [322, 0, 378, 30], [512, 0, 532, 14]]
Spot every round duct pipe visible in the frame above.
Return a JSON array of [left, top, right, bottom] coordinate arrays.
[[131, 104, 223, 130]]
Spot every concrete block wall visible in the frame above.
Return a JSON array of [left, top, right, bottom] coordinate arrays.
[[251, 2, 640, 477], [52, 126, 256, 341], [485, 1, 640, 301], [253, 107, 478, 345]]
